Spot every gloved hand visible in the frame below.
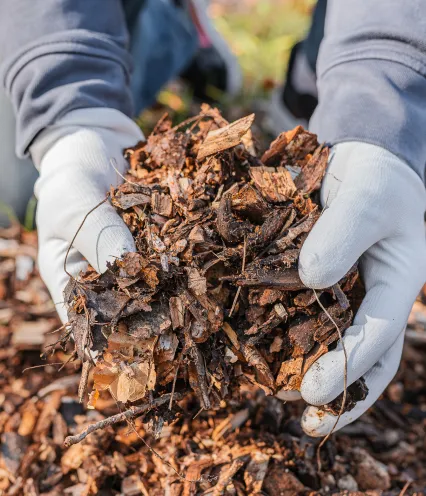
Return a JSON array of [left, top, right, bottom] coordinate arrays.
[[298, 142, 426, 436], [31, 108, 144, 323]]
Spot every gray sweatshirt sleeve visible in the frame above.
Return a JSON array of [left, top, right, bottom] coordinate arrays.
[[0, 0, 133, 158], [310, 0, 426, 182]]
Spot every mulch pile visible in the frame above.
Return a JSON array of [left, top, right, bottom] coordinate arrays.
[[65, 106, 364, 417], [0, 108, 425, 495]]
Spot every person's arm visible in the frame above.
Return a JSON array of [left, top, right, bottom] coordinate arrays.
[[0, 1, 143, 322], [299, 0, 426, 435], [310, 0, 426, 181], [0, 0, 136, 157]]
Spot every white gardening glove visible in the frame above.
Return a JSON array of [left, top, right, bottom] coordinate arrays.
[[31, 108, 143, 323], [298, 142, 426, 436]]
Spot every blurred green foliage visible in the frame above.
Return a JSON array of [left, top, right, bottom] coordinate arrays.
[[211, 0, 314, 96], [140, 0, 315, 132]]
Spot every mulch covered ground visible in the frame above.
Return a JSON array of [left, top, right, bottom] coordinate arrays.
[[0, 109, 425, 495]]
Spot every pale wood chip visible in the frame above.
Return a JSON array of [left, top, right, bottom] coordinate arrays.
[[250, 166, 297, 203], [197, 114, 255, 161]]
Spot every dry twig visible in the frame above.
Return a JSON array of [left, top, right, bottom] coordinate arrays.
[[229, 236, 247, 317], [64, 194, 110, 279], [313, 289, 348, 471], [64, 392, 182, 447], [78, 361, 92, 403]]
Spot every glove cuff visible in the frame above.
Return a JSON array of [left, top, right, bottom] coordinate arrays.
[[30, 107, 144, 170]]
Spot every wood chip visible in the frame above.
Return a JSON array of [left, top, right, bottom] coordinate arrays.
[[197, 114, 255, 160], [250, 166, 297, 202]]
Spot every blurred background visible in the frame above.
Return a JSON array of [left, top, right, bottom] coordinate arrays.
[[141, 0, 315, 131], [1, 0, 316, 230]]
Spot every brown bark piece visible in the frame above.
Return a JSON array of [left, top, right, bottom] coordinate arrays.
[[301, 343, 329, 375], [314, 304, 353, 346], [111, 191, 151, 210], [261, 126, 318, 168], [113, 361, 156, 403], [231, 184, 271, 222], [197, 113, 255, 160], [247, 208, 291, 252], [244, 452, 270, 493], [182, 458, 213, 496], [233, 269, 305, 290], [288, 317, 316, 356], [216, 194, 253, 244], [186, 267, 207, 296], [258, 289, 285, 307], [294, 144, 329, 194], [211, 458, 246, 496], [18, 401, 39, 437], [261, 126, 304, 166], [33, 390, 63, 441], [169, 296, 185, 329], [274, 208, 320, 252], [263, 466, 305, 496], [250, 166, 297, 203], [188, 346, 211, 410], [293, 289, 317, 308], [241, 344, 275, 393], [276, 357, 304, 390], [151, 191, 174, 217]]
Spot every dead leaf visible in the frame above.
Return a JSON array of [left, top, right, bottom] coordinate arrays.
[[113, 361, 156, 403]]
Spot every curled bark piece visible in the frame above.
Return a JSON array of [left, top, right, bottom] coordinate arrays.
[[216, 194, 253, 244], [247, 208, 291, 252], [241, 344, 275, 392], [274, 209, 320, 252], [188, 346, 211, 410], [294, 144, 329, 193], [261, 126, 318, 167]]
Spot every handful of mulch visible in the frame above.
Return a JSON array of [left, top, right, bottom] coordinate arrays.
[[64, 105, 365, 441]]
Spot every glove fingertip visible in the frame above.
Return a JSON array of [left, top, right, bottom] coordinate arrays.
[[96, 230, 136, 272], [298, 248, 342, 290], [300, 360, 337, 406], [301, 405, 338, 437], [77, 205, 136, 273], [276, 389, 302, 402]]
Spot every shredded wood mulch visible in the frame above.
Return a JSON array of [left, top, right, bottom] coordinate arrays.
[[64, 107, 364, 418], [1, 108, 426, 495]]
